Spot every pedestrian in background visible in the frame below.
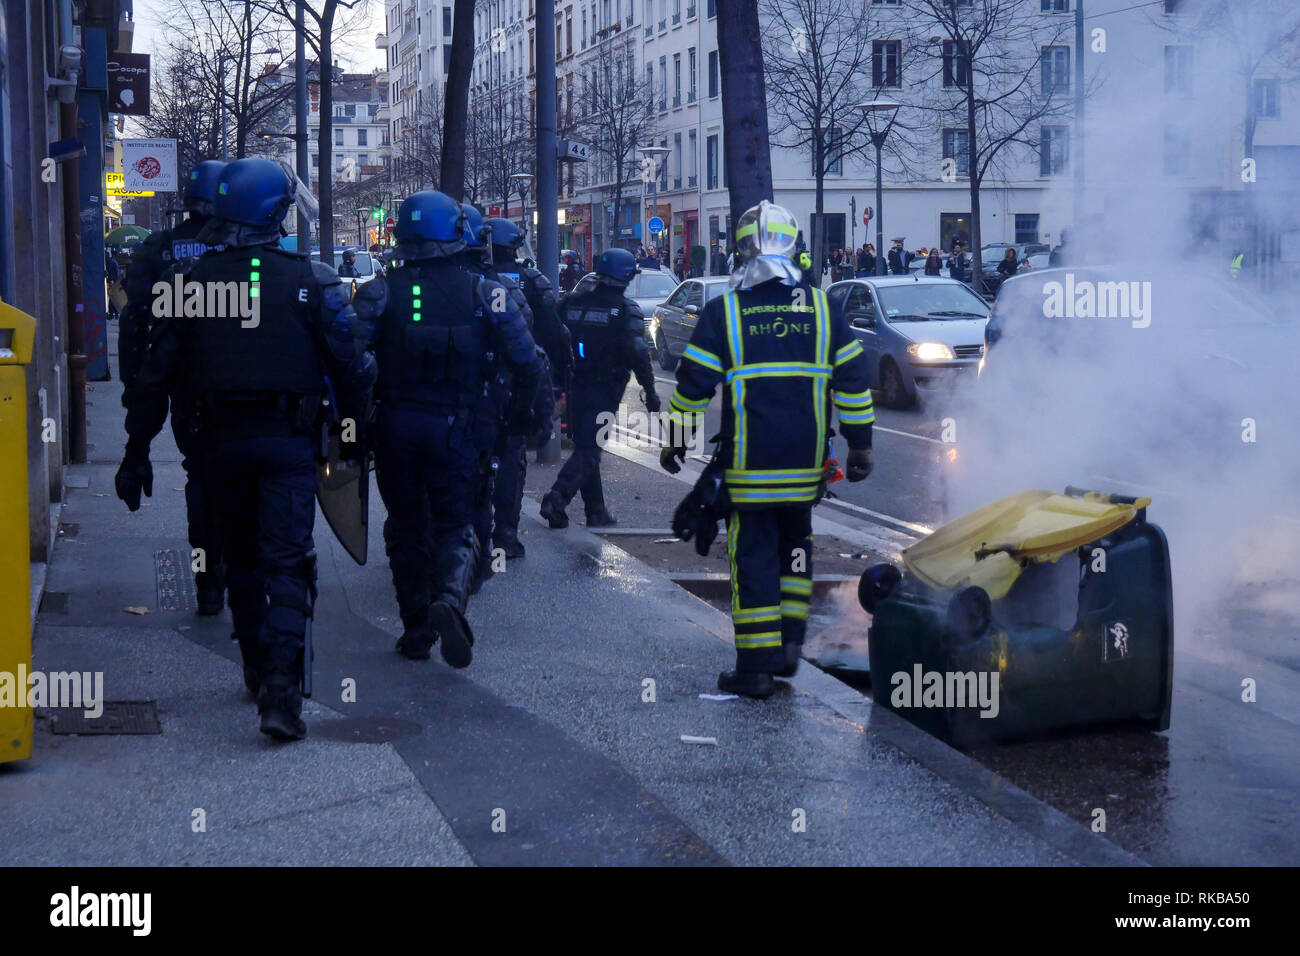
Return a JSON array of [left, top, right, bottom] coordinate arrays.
[[925, 246, 943, 276], [996, 247, 1019, 281]]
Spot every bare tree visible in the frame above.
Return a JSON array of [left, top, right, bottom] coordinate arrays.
[[716, 0, 774, 230], [905, 0, 1072, 291], [1154, 0, 1300, 161], [760, 0, 881, 279], [472, 84, 531, 214], [575, 42, 660, 254], [395, 88, 446, 195]]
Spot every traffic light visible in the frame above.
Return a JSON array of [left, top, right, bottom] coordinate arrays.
[[372, 206, 384, 221]]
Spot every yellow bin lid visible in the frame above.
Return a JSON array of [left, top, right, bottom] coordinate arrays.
[[902, 489, 1150, 600]]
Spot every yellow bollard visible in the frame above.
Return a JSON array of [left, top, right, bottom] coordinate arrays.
[[0, 300, 35, 763]]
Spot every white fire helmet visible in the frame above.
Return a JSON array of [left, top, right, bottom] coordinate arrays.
[[735, 200, 799, 261]]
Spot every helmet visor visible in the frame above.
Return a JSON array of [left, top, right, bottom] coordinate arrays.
[[278, 160, 319, 224]]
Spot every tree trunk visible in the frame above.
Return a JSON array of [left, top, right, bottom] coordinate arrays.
[[965, 87, 982, 294], [716, 0, 773, 227], [441, 0, 477, 202], [319, 29, 335, 256]]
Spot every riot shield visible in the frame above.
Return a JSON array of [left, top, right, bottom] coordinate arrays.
[[316, 429, 369, 565]]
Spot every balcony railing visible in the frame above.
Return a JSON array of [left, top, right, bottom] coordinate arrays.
[[688, 90, 696, 103], [688, 174, 696, 187], [672, 95, 680, 107], [658, 18, 666, 31]]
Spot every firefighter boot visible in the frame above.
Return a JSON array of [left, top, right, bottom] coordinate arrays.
[[777, 642, 803, 678], [717, 670, 776, 699]]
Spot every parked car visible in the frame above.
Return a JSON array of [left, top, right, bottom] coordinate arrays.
[[647, 276, 732, 371], [570, 267, 683, 345], [978, 242, 1050, 294], [826, 276, 990, 408]]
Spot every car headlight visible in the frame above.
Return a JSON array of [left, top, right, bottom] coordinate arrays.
[[906, 342, 955, 361]]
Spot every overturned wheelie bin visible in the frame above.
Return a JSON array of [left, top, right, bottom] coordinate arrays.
[[859, 487, 1173, 745]]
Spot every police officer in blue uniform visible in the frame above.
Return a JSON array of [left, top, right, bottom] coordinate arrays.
[[364, 191, 540, 665], [119, 159, 228, 615], [661, 201, 875, 698], [484, 217, 569, 559], [116, 158, 375, 740], [540, 248, 659, 529]]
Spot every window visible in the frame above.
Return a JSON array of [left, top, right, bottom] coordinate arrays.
[[872, 40, 901, 88], [646, 63, 654, 113], [1163, 125, 1190, 175], [707, 0, 715, 17], [1014, 214, 1040, 245], [443, 44, 453, 73], [1041, 0, 1068, 11], [357, 128, 367, 146], [1040, 125, 1068, 176], [644, 0, 652, 36], [708, 50, 718, 97], [345, 103, 357, 117], [688, 48, 696, 101], [1041, 46, 1069, 96], [942, 40, 968, 88], [687, 0, 695, 17], [1164, 45, 1193, 95], [706, 133, 718, 189], [582, 9, 587, 47], [659, 55, 667, 110], [1256, 79, 1280, 118], [942, 128, 969, 177], [530, 30, 535, 72], [659, 0, 666, 30], [871, 0, 902, 4], [311, 153, 319, 168], [369, 103, 379, 118], [673, 53, 681, 106], [335, 128, 345, 146], [688, 129, 698, 185], [1163, 0, 1180, 12], [358, 153, 369, 166], [566, 15, 573, 55], [659, 138, 669, 189], [673, 0, 681, 24]]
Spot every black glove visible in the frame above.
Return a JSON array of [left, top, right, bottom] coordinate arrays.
[[660, 445, 687, 474], [846, 447, 873, 482], [115, 448, 153, 511], [644, 389, 662, 414]]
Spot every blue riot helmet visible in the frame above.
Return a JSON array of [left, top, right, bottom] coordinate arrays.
[[594, 247, 639, 286], [393, 190, 466, 260], [182, 160, 227, 217], [202, 158, 304, 248], [485, 217, 526, 253]]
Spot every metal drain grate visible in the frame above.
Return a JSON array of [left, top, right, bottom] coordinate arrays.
[[50, 701, 162, 735], [38, 591, 70, 615], [155, 548, 195, 611]]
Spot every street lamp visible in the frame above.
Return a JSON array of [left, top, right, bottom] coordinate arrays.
[[638, 144, 670, 255], [853, 99, 901, 277], [509, 172, 534, 236]]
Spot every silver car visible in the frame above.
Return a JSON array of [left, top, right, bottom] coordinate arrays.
[[826, 276, 990, 408], [571, 267, 683, 343]]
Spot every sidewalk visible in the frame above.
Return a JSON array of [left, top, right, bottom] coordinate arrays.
[[0, 344, 1137, 866]]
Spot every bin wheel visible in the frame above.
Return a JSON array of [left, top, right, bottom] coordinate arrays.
[[946, 586, 992, 644], [858, 564, 902, 613]]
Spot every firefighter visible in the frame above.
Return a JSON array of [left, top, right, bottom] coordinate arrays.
[[660, 200, 876, 698]]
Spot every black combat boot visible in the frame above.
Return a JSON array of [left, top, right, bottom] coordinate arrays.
[[395, 624, 436, 660], [494, 529, 526, 559], [540, 490, 569, 529], [718, 670, 776, 699], [196, 570, 225, 616], [431, 526, 478, 669], [585, 506, 618, 528], [257, 642, 306, 740]]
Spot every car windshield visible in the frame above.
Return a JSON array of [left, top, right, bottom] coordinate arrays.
[[637, 271, 678, 298], [704, 282, 727, 302], [875, 283, 990, 321], [332, 252, 374, 276]]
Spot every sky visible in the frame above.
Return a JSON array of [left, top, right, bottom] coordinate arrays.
[[129, 0, 387, 74]]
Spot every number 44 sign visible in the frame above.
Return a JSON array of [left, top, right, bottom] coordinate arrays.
[[122, 139, 178, 192]]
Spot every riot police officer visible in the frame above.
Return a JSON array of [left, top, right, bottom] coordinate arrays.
[[116, 158, 375, 740], [119, 159, 228, 615], [660, 201, 875, 698], [484, 217, 569, 559], [364, 191, 539, 665], [540, 248, 659, 529]]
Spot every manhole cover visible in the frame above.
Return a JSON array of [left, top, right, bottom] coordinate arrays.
[[50, 701, 162, 735], [312, 716, 423, 744], [155, 548, 194, 611]]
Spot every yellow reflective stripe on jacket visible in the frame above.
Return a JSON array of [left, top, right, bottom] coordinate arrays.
[[723, 293, 746, 469], [725, 468, 823, 484], [670, 388, 710, 412], [780, 576, 813, 596], [835, 339, 864, 365], [735, 631, 783, 649], [813, 288, 831, 465], [683, 344, 723, 373], [732, 606, 781, 624]]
